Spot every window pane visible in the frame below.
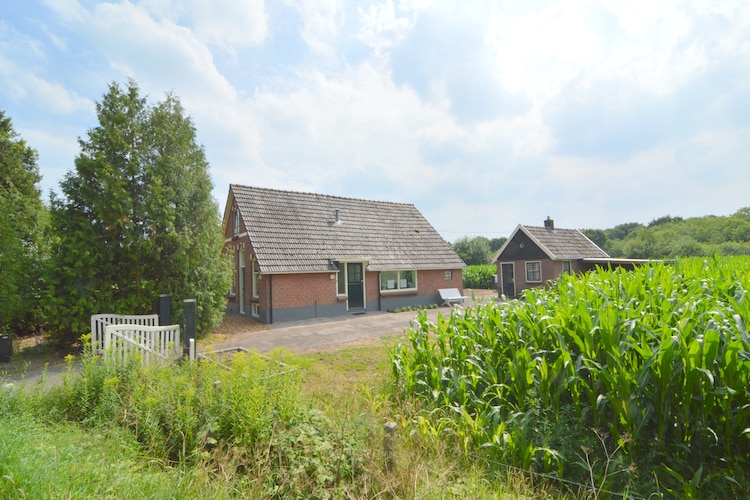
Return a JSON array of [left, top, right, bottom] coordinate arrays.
[[380, 271, 398, 290], [337, 267, 346, 295], [252, 258, 260, 297], [526, 262, 541, 282], [401, 270, 416, 289]]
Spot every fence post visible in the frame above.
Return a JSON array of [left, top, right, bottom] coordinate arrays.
[[157, 294, 170, 326], [383, 421, 397, 473], [183, 299, 196, 357]]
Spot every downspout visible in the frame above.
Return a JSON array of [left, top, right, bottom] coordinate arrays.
[[269, 275, 273, 324], [378, 272, 382, 311]]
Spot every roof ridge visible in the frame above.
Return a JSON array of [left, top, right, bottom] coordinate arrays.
[[231, 184, 415, 208]]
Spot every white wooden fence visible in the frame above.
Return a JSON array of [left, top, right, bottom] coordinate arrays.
[[103, 323, 182, 365], [91, 314, 158, 354]]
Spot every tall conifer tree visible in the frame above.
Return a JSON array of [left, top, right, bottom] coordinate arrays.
[[0, 110, 48, 335], [47, 80, 230, 343]]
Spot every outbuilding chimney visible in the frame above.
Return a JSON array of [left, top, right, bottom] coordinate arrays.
[[544, 216, 554, 230], [335, 208, 340, 223]]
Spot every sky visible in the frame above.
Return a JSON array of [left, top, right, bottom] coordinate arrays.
[[2, 0, 749, 241]]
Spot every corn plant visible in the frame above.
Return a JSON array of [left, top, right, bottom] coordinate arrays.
[[391, 256, 750, 496]]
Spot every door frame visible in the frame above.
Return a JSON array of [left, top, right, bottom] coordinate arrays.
[[500, 262, 515, 298], [346, 262, 366, 310]]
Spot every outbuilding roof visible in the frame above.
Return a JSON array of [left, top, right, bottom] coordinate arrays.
[[522, 225, 610, 260], [227, 185, 466, 274], [494, 222, 610, 261]]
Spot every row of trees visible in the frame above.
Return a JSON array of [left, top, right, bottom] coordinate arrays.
[[0, 80, 231, 345], [582, 210, 750, 259]]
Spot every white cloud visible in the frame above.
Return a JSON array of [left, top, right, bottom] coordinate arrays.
[[357, 0, 413, 55], [141, 0, 269, 50], [42, 0, 88, 23], [288, 0, 342, 56], [0, 26, 92, 115]]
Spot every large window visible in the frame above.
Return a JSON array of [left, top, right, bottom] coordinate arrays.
[[380, 270, 416, 291], [526, 261, 541, 282]]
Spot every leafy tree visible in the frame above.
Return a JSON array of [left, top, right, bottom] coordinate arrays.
[[648, 215, 683, 227], [488, 237, 507, 254], [607, 222, 643, 240], [46, 80, 231, 344], [581, 228, 606, 249], [453, 236, 492, 265], [0, 110, 48, 335]]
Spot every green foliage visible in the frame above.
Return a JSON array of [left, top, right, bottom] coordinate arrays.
[[488, 236, 507, 254], [0, 110, 49, 335], [45, 81, 231, 344], [453, 235, 492, 265], [463, 264, 496, 289], [583, 209, 750, 259], [7, 350, 364, 497], [391, 257, 750, 497], [0, 412, 219, 499]]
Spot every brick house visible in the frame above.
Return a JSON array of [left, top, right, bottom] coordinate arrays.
[[494, 217, 645, 298], [223, 185, 466, 323]]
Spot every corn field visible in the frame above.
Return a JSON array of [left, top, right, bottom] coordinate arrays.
[[391, 256, 750, 496]]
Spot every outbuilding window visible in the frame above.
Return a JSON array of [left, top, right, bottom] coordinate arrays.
[[526, 261, 542, 282]]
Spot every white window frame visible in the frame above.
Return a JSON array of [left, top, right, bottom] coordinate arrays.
[[233, 209, 240, 236], [251, 256, 260, 299], [526, 261, 542, 283], [379, 270, 417, 292], [336, 264, 347, 296], [229, 251, 236, 296], [443, 271, 452, 280]]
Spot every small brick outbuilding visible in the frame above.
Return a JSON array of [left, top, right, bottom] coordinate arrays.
[[494, 217, 648, 298], [223, 185, 466, 323]]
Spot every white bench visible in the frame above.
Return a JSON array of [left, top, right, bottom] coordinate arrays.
[[439, 288, 468, 307]]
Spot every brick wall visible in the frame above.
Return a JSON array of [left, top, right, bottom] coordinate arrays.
[[417, 269, 464, 295], [270, 273, 337, 309]]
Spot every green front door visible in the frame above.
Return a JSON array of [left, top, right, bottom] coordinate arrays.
[[347, 263, 364, 309]]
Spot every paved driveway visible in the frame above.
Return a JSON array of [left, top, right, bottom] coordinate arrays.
[[4, 290, 498, 387], [203, 289, 497, 354]]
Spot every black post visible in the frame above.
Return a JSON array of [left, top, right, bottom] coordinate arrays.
[[0, 335, 11, 363], [157, 294, 170, 326], [183, 299, 196, 357]]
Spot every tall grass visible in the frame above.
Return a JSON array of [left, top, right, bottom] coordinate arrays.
[[391, 256, 750, 496], [0, 341, 557, 498], [2, 349, 365, 498]]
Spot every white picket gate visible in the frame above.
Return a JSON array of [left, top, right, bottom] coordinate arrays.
[[103, 323, 182, 365], [91, 314, 159, 354]]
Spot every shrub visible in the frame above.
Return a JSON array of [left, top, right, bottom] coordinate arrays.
[[463, 264, 495, 289]]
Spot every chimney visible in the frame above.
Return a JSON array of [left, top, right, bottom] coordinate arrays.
[[335, 208, 340, 223], [544, 216, 554, 230]]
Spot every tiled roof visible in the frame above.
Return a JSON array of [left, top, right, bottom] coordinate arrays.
[[522, 225, 610, 260], [229, 185, 466, 274]]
